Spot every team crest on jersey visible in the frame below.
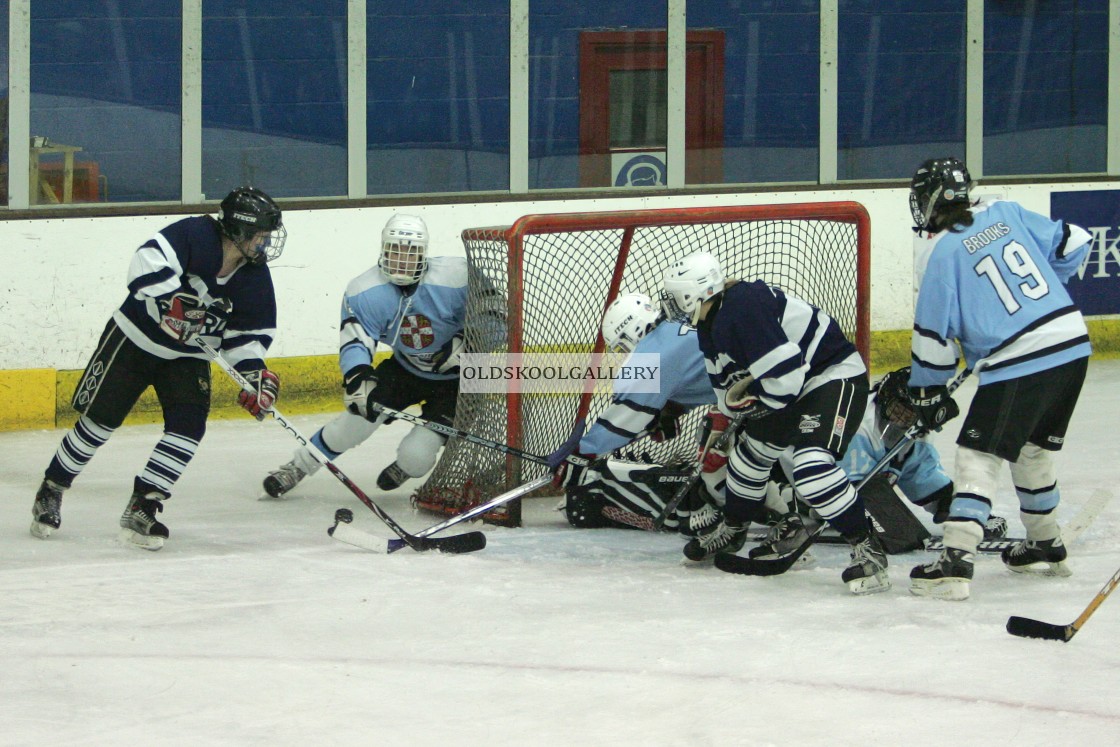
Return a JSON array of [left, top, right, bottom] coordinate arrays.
[[400, 313, 436, 349], [832, 414, 846, 437], [799, 413, 821, 434]]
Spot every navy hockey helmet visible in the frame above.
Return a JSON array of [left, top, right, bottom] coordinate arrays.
[[218, 186, 286, 265], [875, 366, 917, 430], [909, 157, 973, 231]]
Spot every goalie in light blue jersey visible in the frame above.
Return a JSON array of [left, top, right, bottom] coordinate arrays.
[[906, 157, 1092, 601]]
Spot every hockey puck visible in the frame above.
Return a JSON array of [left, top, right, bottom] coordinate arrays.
[[334, 508, 354, 524]]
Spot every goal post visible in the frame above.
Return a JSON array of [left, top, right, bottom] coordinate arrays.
[[412, 202, 871, 526]]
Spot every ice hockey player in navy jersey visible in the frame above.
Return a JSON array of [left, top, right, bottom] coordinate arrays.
[[906, 157, 1092, 600], [263, 214, 468, 498], [547, 293, 727, 534], [31, 186, 287, 550], [660, 252, 886, 595]]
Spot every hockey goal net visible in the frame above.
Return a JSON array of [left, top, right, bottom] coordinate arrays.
[[413, 202, 870, 526]]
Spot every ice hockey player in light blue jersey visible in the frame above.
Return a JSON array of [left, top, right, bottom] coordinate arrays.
[[906, 157, 1092, 600], [263, 214, 470, 497], [548, 293, 731, 533]]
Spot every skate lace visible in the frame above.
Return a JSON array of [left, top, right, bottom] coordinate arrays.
[[852, 539, 886, 570], [700, 521, 740, 550], [688, 504, 720, 532]]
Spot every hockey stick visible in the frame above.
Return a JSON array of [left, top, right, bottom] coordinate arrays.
[[329, 474, 553, 553], [196, 338, 485, 554], [716, 368, 972, 577], [1007, 565, 1120, 642], [650, 414, 747, 531], [363, 401, 590, 468]]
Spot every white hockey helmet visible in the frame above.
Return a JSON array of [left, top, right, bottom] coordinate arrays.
[[379, 213, 429, 286], [601, 293, 660, 354], [661, 252, 725, 324]]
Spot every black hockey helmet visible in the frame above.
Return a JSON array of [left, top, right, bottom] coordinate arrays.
[[909, 157, 973, 231], [875, 366, 917, 430], [218, 186, 286, 265]]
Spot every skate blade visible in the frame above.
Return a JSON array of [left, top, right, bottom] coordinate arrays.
[[1006, 560, 1072, 578], [909, 577, 969, 601], [848, 573, 891, 595], [118, 528, 165, 551], [30, 520, 55, 539]]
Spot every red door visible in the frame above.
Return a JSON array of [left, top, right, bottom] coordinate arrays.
[[579, 30, 724, 187]]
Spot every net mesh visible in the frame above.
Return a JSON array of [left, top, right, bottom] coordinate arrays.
[[413, 203, 870, 526]]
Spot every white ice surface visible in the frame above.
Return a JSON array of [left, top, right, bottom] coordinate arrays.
[[3, 362, 1120, 746]]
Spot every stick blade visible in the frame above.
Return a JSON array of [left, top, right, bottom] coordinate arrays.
[[714, 550, 802, 577], [418, 531, 487, 554], [1006, 615, 1074, 642]]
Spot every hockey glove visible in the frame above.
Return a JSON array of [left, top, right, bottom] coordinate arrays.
[[238, 368, 280, 421], [729, 397, 775, 420], [697, 408, 731, 473], [649, 400, 688, 443], [908, 385, 959, 432], [158, 293, 231, 343], [548, 419, 587, 488], [431, 334, 465, 375], [158, 292, 208, 342], [343, 364, 378, 418]]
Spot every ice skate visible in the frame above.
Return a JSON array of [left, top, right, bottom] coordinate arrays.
[[377, 461, 409, 491], [842, 535, 891, 595], [263, 460, 307, 498], [682, 518, 747, 562], [910, 548, 973, 600], [1001, 536, 1071, 577], [119, 489, 170, 551], [31, 479, 65, 539], [684, 502, 723, 538]]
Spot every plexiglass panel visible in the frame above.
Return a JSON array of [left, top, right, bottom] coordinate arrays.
[[984, 0, 1108, 176], [838, 1, 966, 180], [202, 1, 347, 199], [30, 0, 181, 203], [366, 0, 509, 195], [686, 1, 820, 185]]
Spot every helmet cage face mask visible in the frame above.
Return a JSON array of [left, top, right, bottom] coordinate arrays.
[[379, 214, 429, 286], [876, 367, 917, 430], [602, 293, 659, 354], [219, 186, 285, 265], [909, 158, 973, 231]]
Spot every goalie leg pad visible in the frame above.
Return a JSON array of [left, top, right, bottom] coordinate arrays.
[[564, 460, 693, 531], [859, 474, 931, 554]]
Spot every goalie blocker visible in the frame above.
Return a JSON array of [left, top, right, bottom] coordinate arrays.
[[566, 459, 943, 553]]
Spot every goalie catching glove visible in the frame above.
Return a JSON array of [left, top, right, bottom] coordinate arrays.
[[238, 368, 280, 421], [343, 364, 378, 419], [908, 384, 959, 432], [158, 293, 231, 343]]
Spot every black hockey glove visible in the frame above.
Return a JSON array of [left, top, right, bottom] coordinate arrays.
[[548, 419, 589, 488], [908, 385, 959, 432], [343, 364, 378, 419], [650, 400, 688, 443]]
